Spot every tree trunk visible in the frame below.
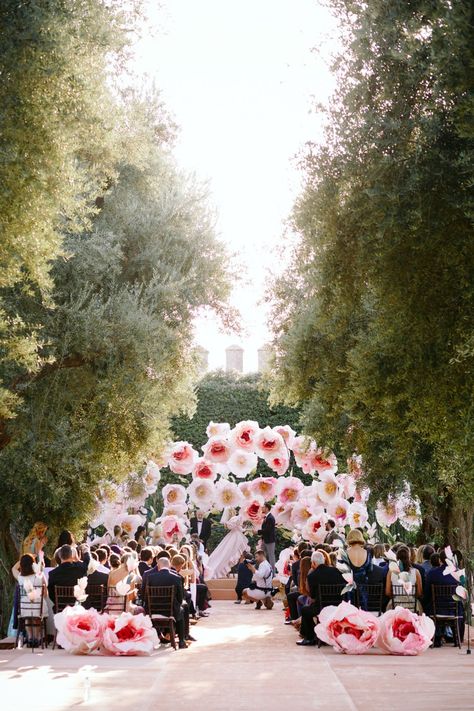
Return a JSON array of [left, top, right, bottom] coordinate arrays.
[[0, 523, 19, 636], [440, 492, 474, 554]]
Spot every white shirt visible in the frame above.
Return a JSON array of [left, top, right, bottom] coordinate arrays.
[[252, 559, 273, 588]]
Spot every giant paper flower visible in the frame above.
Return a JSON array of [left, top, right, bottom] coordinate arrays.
[[347, 502, 369, 529], [347, 453, 364, 480], [292, 436, 317, 471], [302, 512, 328, 543], [230, 420, 261, 451], [255, 426, 285, 458], [227, 449, 258, 478], [276, 476, 304, 503], [308, 448, 338, 476], [399, 498, 421, 531], [187, 478, 215, 511], [242, 499, 264, 525], [376, 607, 435, 656], [251, 476, 278, 501], [192, 458, 218, 482], [291, 499, 321, 528], [206, 421, 231, 438], [101, 612, 158, 656], [162, 483, 187, 506], [238, 481, 253, 499], [214, 479, 243, 509], [167, 441, 199, 475], [327, 498, 350, 526], [160, 515, 188, 543], [315, 602, 379, 654], [54, 605, 105, 655], [266, 452, 289, 477], [118, 513, 145, 538], [316, 472, 341, 503], [272, 502, 295, 528], [202, 436, 233, 464], [162, 503, 189, 518], [143, 460, 161, 494], [337, 474, 357, 499], [273, 425, 296, 450], [375, 499, 399, 527]]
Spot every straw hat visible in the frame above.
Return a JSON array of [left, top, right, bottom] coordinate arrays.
[[346, 529, 365, 545]]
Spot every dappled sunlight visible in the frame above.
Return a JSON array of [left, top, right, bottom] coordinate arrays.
[[191, 622, 273, 649]]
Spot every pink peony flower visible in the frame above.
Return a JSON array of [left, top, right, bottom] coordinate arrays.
[[251, 476, 278, 500], [316, 472, 340, 503], [230, 420, 260, 450], [54, 605, 105, 655], [265, 452, 289, 476], [227, 448, 258, 478], [192, 458, 218, 481], [101, 612, 159, 656], [160, 515, 188, 543], [376, 607, 435, 655], [167, 441, 199, 475], [276, 476, 304, 503], [315, 602, 379, 654], [242, 499, 264, 525], [255, 426, 285, 458], [202, 436, 233, 464]]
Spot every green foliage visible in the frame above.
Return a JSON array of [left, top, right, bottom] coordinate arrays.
[[269, 0, 474, 546], [0, 0, 138, 419]]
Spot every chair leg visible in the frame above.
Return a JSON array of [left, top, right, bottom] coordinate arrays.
[[455, 619, 462, 649], [170, 621, 177, 650]]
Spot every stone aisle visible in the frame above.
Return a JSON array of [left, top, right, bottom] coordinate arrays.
[[0, 601, 473, 711]]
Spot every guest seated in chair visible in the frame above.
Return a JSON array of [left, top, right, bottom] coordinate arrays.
[[142, 556, 188, 649], [297, 551, 345, 646]]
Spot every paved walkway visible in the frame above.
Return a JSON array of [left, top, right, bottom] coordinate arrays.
[[0, 601, 473, 710]]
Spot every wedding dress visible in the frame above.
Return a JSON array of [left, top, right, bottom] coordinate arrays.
[[205, 511, 250, 580]]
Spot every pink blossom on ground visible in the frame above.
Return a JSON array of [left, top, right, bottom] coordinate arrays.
[[101, 612, 158, 656], [376, 607, 435, 655], [54, 605, 105, 655], [315, 601, 379, 654]]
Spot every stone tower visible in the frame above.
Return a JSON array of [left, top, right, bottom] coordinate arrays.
[[257, 345, 271, 373], [225, 344, 244, 373]]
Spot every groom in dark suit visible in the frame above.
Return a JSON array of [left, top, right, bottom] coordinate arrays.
[[190, 510, 212, 549], [258, 503, 276, 572]]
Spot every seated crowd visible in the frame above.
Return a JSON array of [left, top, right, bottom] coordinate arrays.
[[10, 523, 211, 650], [276, 524, 465, 648]]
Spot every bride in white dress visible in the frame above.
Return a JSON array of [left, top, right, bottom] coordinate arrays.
[[205, 508, 250, 580]]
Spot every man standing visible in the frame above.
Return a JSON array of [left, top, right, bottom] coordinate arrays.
[[324, 519, 345, 545], [190, 510, 212, 549], [258, 503, 276, 572]]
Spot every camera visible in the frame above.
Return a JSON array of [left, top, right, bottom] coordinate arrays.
[[245, 558, 256, 566]]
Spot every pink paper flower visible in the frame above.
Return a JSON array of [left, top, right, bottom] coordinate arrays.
[[309, 448, 338, 476], [214, 479, 243, 509], [376, 607, 435, 655], [273, 425, 296, 450], [162, 483, 187, 506], [272, 502, 294, 528], [276, 476, 304, 503], [167, 441, 198, 475], [242, 499, 264, 525], [266, 452, 289, 476], [238, 481, 253, 499], [347, 454, 364, 480], [54, 605, 105, 655], [316, 472, 341, 503], [187, 478, 215, 511], [291, 499, 321, 527], [348, 502, 369, 528], [251, 476, 278, 500], [101, 612, 159, 656], [206, 421, 231, 438], [327, 497, 350, 525], [302, 512, 328, 543], [230, 420, 261, 450], [192, 458, 218, 481], [202, 435, 233, 464], [255, 426, 285, 458], [375, 499, 399, 527], [292, 436, 317, 471], [160, 515, 188, 543], [337, 474, 357, 499], [227, 448, 258, 478], [315, 602, 379, 654]]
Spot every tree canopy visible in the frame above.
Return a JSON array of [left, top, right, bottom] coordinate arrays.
[[269, 0, 474, 546]]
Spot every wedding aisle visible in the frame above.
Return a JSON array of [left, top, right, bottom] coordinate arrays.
[[1, 602, 473, 710]]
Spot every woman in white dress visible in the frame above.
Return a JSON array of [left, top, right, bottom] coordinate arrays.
[[205, 509, 250, 580], [386, 545, 422, 610]]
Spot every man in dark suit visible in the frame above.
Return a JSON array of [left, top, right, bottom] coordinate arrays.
[[190, 511, 212, 549], [142, 557, 187, 649], [138, 547, 154, 578], [297, 551, 345, 646], [48, 544, 91, 611], [258, 504, 276, 572], [84, 557, 108, 611]]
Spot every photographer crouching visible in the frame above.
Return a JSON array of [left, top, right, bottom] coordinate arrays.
[[242, 549, 274, 610]]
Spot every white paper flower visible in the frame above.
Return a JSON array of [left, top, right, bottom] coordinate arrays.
[[143, 460, 161, 494], [291, 499, 322, 527], [375, 499, 399, 527], [316, 472, 340, 503], [238, 481, 253, 499], [327, 497, 350, 526], [348, 502, 369, 528], [118, 513, 145, 538], [337, 474, 357, 499], [273, 425, 296, 450], [162, 503, 189, 518], [162, 483, 187, 506], [116, 579, 131, 597], [250, 476, 278, 500], [206, 421, 231, 438], [227, 449, 258, 478], [74, 577, 89, 603], [214, 479, 243, 509], [276, 476, 304, 503], [187, 479, 215, 511], [271, 502, 295, 528]]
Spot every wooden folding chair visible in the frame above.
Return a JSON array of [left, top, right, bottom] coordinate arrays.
[[16, 584, 48, 652], [146, 586, 177, 650], [105, 586, 128, 616], [392, 584, 419, 613], [356, 583, 385, 615], [316, 584, 346, 647], [52, 585, 76, 649], [84, 583, 106, 613], [431, 584, 463, 649]]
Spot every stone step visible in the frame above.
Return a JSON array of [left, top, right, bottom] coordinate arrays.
[[210, 589, 236, 601], [0, 637, 16, 649], [206, 577, 237, 590]]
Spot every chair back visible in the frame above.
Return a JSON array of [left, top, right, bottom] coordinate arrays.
[[54, 585, 76, 613], [356, 583, 384, 615], [146, 585, 175, 618], [106, 586, 128, 615], [432, 584, 463, 618], [317, 584, 346, 611], [392, 584, 418, 612], [85, 583, 106, 612], [19, 582, 45, 618]]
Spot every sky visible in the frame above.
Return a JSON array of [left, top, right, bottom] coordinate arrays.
[[133, 0, 339, 371]]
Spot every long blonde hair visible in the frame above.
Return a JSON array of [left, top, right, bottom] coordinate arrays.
[[22, 521, 48, 555]]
